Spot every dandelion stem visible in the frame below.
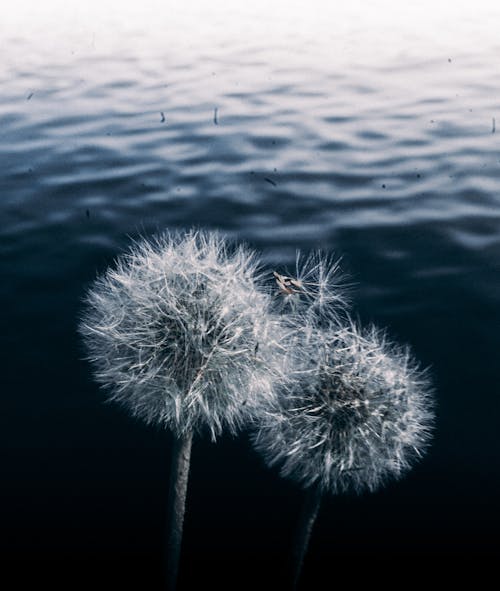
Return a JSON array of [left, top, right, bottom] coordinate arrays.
[[166, 430, 193, 590], [291, 484, 322, 590]]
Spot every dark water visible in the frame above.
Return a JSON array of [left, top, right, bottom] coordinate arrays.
[[2, 2, 499, 587]]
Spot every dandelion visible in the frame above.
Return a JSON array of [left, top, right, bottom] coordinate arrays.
[[253, 320, 434, 588], [79, 230, 288, 589]]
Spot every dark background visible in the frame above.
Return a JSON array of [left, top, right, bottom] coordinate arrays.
[[2, 2, 499, 588]]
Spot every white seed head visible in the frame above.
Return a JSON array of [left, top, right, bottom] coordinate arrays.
[[253, 321, 434, 494], [79, 230, 288, 439]]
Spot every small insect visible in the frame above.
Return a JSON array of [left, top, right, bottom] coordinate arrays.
[[273, 271, 304, 295]]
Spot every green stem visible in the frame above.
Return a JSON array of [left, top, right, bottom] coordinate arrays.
[[166, 430, 193, 590], [291, 484, 322, 590]]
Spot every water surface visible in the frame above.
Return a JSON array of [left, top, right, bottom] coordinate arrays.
[[2, 1, 499, 586]]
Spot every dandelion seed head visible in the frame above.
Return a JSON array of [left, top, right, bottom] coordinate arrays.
[[79, 230, 288, 439], [253, 321, 434, 495]]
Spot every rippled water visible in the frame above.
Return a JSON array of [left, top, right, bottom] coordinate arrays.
[[2, 1, 499, 586]]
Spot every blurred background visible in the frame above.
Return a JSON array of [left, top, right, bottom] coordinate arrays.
[[1, 0, 499, 587]]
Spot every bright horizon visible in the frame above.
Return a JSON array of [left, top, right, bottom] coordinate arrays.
[[3, 0, 500, 32], [3, 0, 500, 71]]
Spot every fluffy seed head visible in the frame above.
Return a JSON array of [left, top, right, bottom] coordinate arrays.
[[79, 230, 288, 439], [253, 321, 434, 495]]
